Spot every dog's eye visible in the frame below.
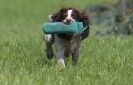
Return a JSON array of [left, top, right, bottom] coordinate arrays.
[[63, 13, 67, 17], [72, 13, 76, 18]]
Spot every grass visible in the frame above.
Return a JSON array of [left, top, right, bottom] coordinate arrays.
[[0, 0, 133, 85]]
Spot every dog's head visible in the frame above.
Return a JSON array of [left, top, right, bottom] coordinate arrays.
[[50, 7, 90, 27], [49, 7, 90, 40]]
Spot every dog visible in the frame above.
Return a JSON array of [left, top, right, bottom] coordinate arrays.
[[44, 7, 90, 68]]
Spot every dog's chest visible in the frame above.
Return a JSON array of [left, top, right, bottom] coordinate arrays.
[[57, 34, 73, 41], [54, 34, 82, 53]]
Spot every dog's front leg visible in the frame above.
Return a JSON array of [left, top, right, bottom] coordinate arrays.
[[71, 36, 82, 65], [56, 48, 65, 68], [55, 35, 66, 68], [44, 34, 54, 60]]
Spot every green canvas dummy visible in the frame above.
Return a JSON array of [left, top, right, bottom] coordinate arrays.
[[43, 21, 84, 34]]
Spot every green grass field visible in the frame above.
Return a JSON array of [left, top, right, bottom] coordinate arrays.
[[0, 0, 133, 85]]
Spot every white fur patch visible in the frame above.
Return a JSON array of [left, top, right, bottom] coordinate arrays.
[[67, 10, 73, 18], [63, 9, 74, 23], [45, 34, 52, 42], [48, 14, 53, 21]]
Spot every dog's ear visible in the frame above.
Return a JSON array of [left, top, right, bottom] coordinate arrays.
[[80, 11, 90, 40], [51, 11, 61, 22], [80, 11, 90, 27], [51, 8, 68, 22]]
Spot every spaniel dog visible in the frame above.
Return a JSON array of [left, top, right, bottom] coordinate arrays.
[[44, 7, 90, 68]]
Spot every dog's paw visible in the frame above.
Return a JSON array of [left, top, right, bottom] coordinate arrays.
[[57, 59, 65, 70]]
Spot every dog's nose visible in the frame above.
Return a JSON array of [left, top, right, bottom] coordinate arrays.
[[66, 19, 72, 24]]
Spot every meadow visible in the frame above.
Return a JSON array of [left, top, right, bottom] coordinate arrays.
[[0, 0, 133, 85]]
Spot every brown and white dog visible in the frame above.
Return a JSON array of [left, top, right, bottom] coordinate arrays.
[[44, 7, 90, 68]]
